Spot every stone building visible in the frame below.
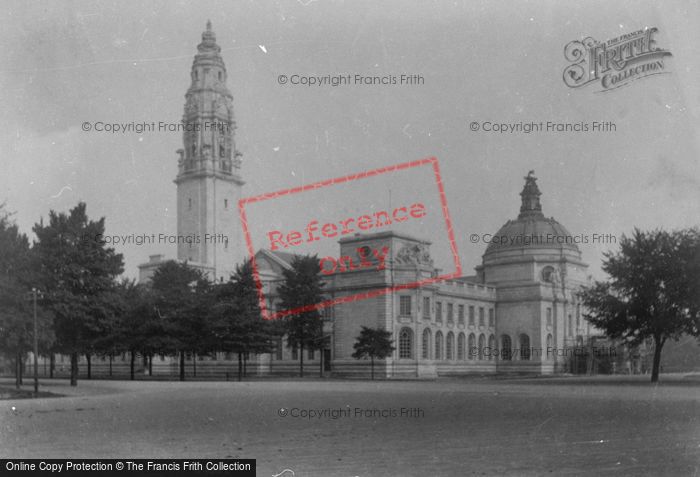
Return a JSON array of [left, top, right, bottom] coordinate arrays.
[[256, 172, 593, 377], [136, 22, 596, 378]]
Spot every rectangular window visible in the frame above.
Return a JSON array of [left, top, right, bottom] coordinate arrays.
[[479, 307, 485, 326], [436, 302, 443, 323], [546, 307, 552, 327], [399, 296, 412, 316], [447, 303, 454, 324], [469, 306, 475, 326], [291, 345, 298, 360], [489, 308, 495, 327], [308, 348, 314, 360], [423, 297, 431, 319], [576, 304, 581, 328]]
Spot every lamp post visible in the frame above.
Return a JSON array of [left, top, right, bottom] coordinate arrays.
[[31, 288, 40, 394]]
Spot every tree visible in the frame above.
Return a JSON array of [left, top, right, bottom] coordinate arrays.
[[277, 255, 324, 377], [352, 326, 395, 380], [109, 279, 167, 380], [580, 228, 700, 382], [150, 260, 209, 381], [211, 259, 281, 381], [32, 202, 123, 386], [0, 205, 53, 388]]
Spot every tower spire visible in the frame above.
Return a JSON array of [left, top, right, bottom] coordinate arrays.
[[174, 25, 245, 282], [178, 20, 240, 177], [518, 170, 544, 218]]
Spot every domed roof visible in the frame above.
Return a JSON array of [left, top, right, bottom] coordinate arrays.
[[484, 171, 580, 256]]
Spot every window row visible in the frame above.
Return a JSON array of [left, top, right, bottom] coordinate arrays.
[[546, 305, 584, 337], [397, 329, 539, 362], [403, 296, 495, 328]]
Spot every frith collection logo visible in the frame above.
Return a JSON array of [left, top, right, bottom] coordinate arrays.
[[563, 27, 672, 92]]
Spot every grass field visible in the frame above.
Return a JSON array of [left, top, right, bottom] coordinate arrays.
[[1, 375, 699, 476]]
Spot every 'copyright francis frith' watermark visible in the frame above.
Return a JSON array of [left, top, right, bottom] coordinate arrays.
[[468, 232, 617, 246], [563, 26, 672, 92], [469, 121, 616, 133], [69, 233, 229, 247], [81, 120, 232, 134], [276, 73, 424, 86], [470, 346, 617, 360], [277, 407, 425, 419]]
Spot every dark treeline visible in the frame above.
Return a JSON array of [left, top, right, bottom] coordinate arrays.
[[0, 201, 325, 387]]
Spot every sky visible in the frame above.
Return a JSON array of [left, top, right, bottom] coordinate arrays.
[[1, 0, 698, 281]]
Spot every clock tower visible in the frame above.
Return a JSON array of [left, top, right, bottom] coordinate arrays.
[[174, 21, 245, 281]]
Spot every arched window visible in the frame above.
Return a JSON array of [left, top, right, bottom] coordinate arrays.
[[501, 335, 512, 361], [446, 332, 455, 360], [546, 334, 553, 359], [399, 328, 413, 359], [435, 331, 443, 360], [457, 333, 466, 360], [520, 334, 531, 360], [478, 334, 485, 360], [468, 333, 476, 360], [422, 328, 431, 360], [488, 334, 496, 361]]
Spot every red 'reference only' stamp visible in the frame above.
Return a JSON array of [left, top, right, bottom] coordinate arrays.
[[238, 157, 462, 320]]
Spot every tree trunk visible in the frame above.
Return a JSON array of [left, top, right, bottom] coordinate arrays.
[[193, 353, 197, 377], [300, 343, 304, 378], [109, 354, 113, 377], [319, 348, 323, 378], [86, 354, 92, 379], [238, 352, 242, 382], [70, 352, 78, 386], [49, 353, 55, 379], [18, 353, 23, 385], [148, 354, 153, 376], [130, 351, 135, 380], [371, 356, 375, 380], [179, 351, 185, 382], [15, 353, 20, 389], [651, 337, 664, 383], [243, 353, 247, 377]]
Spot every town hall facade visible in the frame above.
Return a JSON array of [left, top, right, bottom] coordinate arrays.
[[135, 22, 595, 378]]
